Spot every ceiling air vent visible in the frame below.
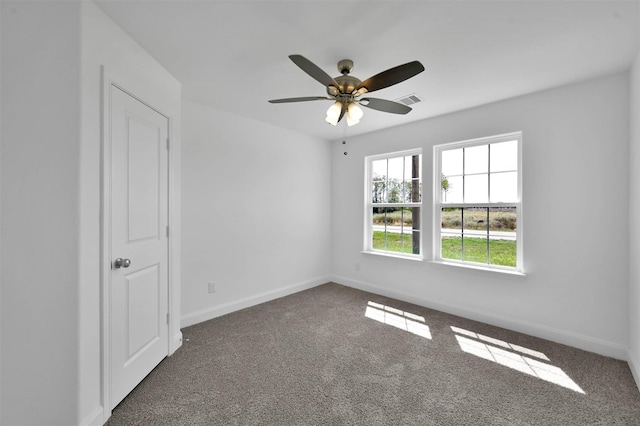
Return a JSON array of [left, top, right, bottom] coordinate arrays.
[[395, 93, 422, 106]]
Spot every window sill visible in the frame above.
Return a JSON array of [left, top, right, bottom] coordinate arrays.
[[429, 260, 526, 277], [361, 250, 424, 262]]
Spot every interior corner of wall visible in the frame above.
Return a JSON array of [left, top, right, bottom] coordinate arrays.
[[628, 346, 640, 392]]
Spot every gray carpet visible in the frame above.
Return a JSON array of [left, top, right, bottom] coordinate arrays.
[[107, 283, 640, 425]]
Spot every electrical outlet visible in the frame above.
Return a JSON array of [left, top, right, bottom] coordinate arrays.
[[208, 282, 216, 293], [355, 263, 360, 271]]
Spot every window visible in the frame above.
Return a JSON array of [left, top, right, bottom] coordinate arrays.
[[365, 149, 422, 258], [434, 133, 522, 273]]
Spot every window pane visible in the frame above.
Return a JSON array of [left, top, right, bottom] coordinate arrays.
[[402, 180, 410, 203], [403, 155, 413, 180], [405, 155, 421, 202], [372, 159, 387, 182], [444, 175, 463, 203], [488, 208, 516, 266], [488, 207, 517, 233], [407, 207, 420, 229], [465, 145, 488, 174], [442, 235, 462, 261], [373, 228, 409, 253], [372, 179, 387, 203], [386, 157, 403, 203], [372, 207, 419, 255], [490, 171, 517, 202], [441, 207, 462, 232], [408, 207, 420, 255], [372, 207, 386, 226], [463, 236, 488, 263], [372, 207, 387, 250], [464, 174, 488, 203], [441, 208, 461, 261], [489, 240, 517, 267], [372, 228, 386, 251], [372, 159, 387, 203], [388, 179, 402, 203], [409, 178, 421, 202], [463, 207, 488, 233], [490, 140, 518, 173], [388, 156, 404, 183], [400, 230, 412, 254], [442, 148, 463, 176]]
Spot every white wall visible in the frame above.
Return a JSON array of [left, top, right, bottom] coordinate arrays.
[[80, 2, 182, 424], [0, 2, 4, 422], [331, 72, 631, 359], [1, 1, 82, 424], [1, 1, 181, 424], [181, 100, 331, 326], [629, 11, 640, 388]]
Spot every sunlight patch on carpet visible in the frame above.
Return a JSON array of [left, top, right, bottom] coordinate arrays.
[[451, 326, 584, 393], [451, 326, 550, 360], [365, 301, 432, 339]]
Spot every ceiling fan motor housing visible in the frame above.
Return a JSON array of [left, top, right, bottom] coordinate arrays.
[[329, 75, 362, 97], [332, 59, 361, 95]]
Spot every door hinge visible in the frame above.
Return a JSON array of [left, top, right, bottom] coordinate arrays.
[[166, 312, 170, 325], [166, 138, 170, 150], [166, 225, 170, 238]]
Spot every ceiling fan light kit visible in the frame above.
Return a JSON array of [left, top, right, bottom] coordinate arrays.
[[345, 102, 363, 126], [325, 101, 342, 126], [269, 54, 425, 127]]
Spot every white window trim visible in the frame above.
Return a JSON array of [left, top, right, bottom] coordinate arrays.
[[364, 148, 423, 260], [433, 132, 524, 274]]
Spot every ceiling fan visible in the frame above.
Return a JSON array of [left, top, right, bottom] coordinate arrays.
[[268, 55, 425, 126]]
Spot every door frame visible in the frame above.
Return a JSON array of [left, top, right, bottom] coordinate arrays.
[[100, 66, 182, 419]]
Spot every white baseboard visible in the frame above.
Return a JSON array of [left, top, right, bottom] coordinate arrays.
[[628, 349, 640, 392], [181, 276, 329, 328], [332, 275, 628, 360], [80, 406, 103, 426]]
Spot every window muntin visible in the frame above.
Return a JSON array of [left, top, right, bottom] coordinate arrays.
[[435, 133, 522, 272], [366, 149, 422, 258]]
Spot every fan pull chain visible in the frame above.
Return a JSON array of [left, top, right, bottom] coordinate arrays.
[[341, 120, 348, 155]]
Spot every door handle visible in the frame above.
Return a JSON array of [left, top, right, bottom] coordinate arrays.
[[114, 258, 131, 269]]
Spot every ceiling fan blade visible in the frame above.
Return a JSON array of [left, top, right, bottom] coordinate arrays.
[[268, 96, 331, 103], [356, 61, 425, 94], [360, 98, 412, 114], [289, 54, 339, 88]]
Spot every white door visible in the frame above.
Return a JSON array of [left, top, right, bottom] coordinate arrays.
[[110, 85, 169, 408]]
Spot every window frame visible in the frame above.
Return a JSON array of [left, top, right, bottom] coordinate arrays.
[[433, 132, 523, 274], [364, 148, 423, 260]]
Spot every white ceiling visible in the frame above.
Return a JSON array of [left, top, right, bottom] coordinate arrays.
[[94, 0, 639, 142]]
